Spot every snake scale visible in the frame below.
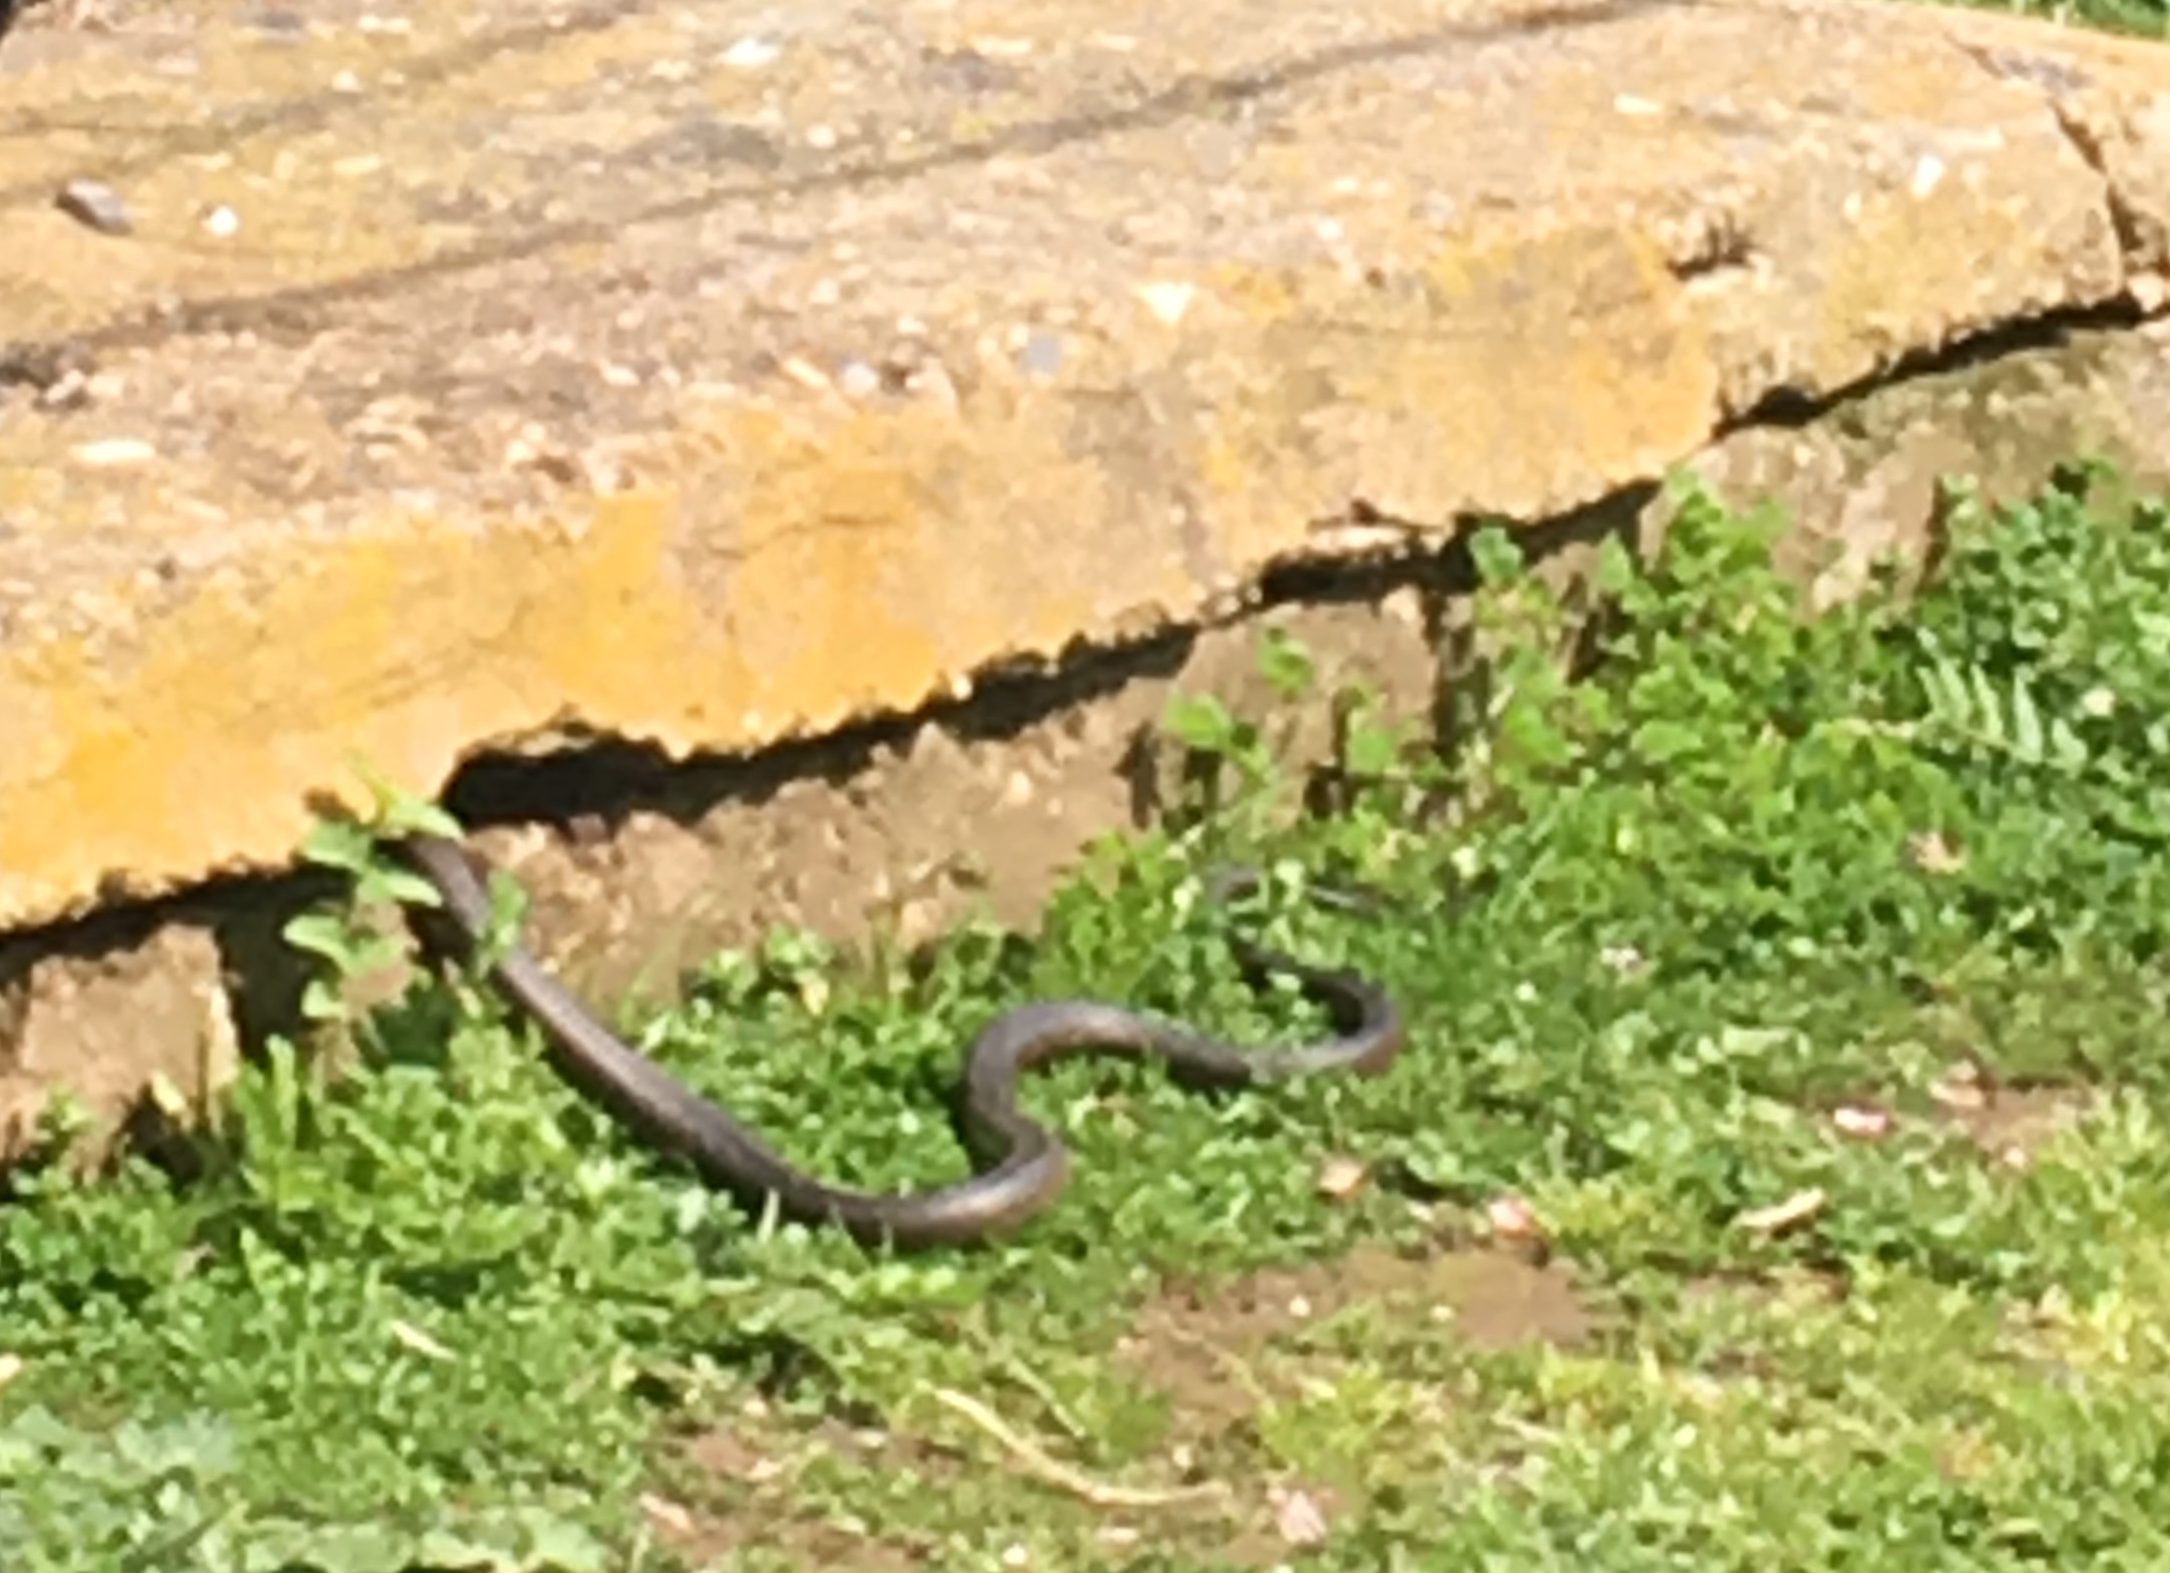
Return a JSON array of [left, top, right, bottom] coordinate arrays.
[[398, 832, 1406, 1249]]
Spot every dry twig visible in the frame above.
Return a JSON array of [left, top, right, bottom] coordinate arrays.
[[921, 1386, 1231, 1510]]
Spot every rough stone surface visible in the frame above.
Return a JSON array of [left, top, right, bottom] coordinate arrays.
[[1690, 319, 2170, 608], [455, 587, 1456, 1008], [0, 588, 1456, 1149], [0, 0, 2165, 935], [8, 0, 2170, 1145], [0, 915, 237, 1152], [474, 320, 2170, 1009], [12, 314, 2170, 1150]]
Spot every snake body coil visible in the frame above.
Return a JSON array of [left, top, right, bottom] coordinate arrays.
[[399, 833, 1405, 1250]]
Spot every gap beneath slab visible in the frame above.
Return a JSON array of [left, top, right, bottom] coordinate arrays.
[[6, 315, 2170, 1165]]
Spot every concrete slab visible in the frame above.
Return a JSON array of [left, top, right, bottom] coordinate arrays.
[[0, 0, 2165, 937]]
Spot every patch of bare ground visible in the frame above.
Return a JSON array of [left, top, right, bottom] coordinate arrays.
[[1929, 1065, 2093, 1172], [649, 1239, 1600, 1566], [1823, 1064, 2093, 1172], [645, 1416, 941, 1572], [1112, 1240, 1601, 1564], [640, 1497, 924, 1573], [1124, 1240, 1597, 1412], [1142, 1244, 1588, 1457]]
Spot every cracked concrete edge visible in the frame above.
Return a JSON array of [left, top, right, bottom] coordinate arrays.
[[9, 318, 2170, 1158], [8, 0, 2170, 1147], [2, 0, 2170, 936]]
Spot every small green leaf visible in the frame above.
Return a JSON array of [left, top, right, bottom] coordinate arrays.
[[1595, 534, 1638, 596], [2009, 672, 2044, 762], [1468, 523, 1525, 587], [1164, 693, 1239, 753], [1344, 723, 1400, 778], [297, 820, 378, 876], [2051, 717, 2089, 770], [1630, 718, 1703, 765], [281, 912, 356, 966], [1256, 629, 1316, 700], [1969, 665, 2004, 745], [354, 864, 444, 913], [378, 797, 464, 841]]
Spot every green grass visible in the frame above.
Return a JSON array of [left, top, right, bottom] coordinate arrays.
[[13, 463, 2170, 1569], [1969, 0, 2169, 37]]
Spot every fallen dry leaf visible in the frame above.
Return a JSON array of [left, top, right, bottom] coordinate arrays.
[[1931, 1063, 1989, 1113], [1270, 1485, 1330, 1547], [1734, 1187, 1827, 1236], [1907, 829, 1967, 875], [1484, 1193, 1544, 1243], [1831, 1103, 1893, 1140], [387, 1319, 456, 1361], [638, 1494, 695, 1534], [1316, 1156, 1369, 1201]]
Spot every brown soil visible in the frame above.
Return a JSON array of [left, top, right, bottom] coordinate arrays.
[[656, 1238, 1600, 1567], [1944, 1081, 2091, 1171]]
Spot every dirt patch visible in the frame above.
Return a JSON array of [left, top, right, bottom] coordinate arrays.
[[1100, 1242, 1599, 1567], [1424, 1248, 1599, 1349], [654, 1242, 1598, 1565], [656, 1418, 937, 1573], [1821, 1070, 2094, 1176], [641, 1494, 923, 1573], [1122, 1241, 1597, 1439], [1941, 1081, 2091, 1172]]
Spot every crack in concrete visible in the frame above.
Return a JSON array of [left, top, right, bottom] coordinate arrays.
[[1720, 297, 2148, 435], [2044, 97, 2160, 279], [0, 0, 653, 209], [1943, 33, 2158, 289], [0, 0, 1678, 369]]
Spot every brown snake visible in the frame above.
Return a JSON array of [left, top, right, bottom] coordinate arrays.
[[397, 832, 1406, 1250]]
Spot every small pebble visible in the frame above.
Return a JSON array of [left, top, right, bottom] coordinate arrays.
[[1485, 1193, 1543, 1242], [1134, 279, 1196, 326], [71, 437, 157, 468], [723, 35, 780, 69], [637, 1494, 694, 1533], [835, 359, 881, 399], [1019, 329, 1064, 377], [1831, 1104, 1893, 1140], [1316, 1155, 1369, 1200], [57, 178, 131, 236], [1270, 1486, 1330, 1547]]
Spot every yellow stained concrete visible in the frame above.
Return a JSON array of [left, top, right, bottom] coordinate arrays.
[[0, 0, 2165, 927]]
